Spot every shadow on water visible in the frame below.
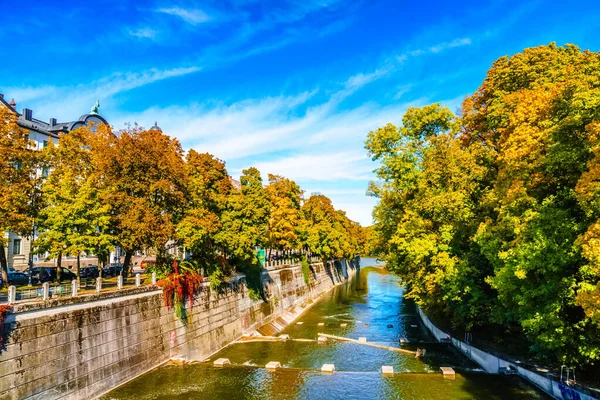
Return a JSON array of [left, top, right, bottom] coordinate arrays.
[[102, 261, 549, 400]]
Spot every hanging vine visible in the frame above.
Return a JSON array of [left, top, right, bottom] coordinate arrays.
[[0, 305, 12, 351], [157, 260, 203, 323]]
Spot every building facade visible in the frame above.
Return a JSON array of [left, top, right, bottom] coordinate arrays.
[[0, 93, 109, 270]]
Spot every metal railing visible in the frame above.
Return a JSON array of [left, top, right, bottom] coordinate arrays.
[[1, 272, 157, 305]]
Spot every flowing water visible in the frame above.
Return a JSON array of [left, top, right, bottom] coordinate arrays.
[[102, 258, 549, 399]]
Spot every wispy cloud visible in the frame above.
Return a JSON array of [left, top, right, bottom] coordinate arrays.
[[407, 37, 472, 57], [126, 27, 159, 40], [2, 66, 201, 119], [156, 7, 211, 25], [250, 152, 373, 181]]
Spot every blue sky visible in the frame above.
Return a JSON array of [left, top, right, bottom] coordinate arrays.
[[1, 0, 600, 225]]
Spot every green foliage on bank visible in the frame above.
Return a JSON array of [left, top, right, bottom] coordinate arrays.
[[301, 257, 311, 286], [366, 43, 600, 368]]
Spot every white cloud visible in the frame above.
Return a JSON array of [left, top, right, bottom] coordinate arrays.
[[3, 66, 201, 120], [126, 27, 158, 40], [408, 37, 472, 56], [332, 198, 378, 227], [156, 7, 210, 25], [250, 152, 373, 182], [429, 37, 472, 53]]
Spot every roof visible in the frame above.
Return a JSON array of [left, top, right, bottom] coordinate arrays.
[[230, 177, 242, 190], [0, 93, 108, 138], [149, 121, 162, 132]]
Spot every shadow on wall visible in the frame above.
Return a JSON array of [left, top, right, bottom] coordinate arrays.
[[323, 257, 360, 284]]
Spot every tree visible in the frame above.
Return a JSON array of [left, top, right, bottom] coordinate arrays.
[[217, 167, 271, 300], [36, 124, 113, 282], [367, 44, 600, 367], [0, 106, 44, 286], [366, 104, 492, 327], [218, 167, 271, 264], [177, 151, 232, 275], [301, 194, 340, 261], [94, 125, 187, 275], [265, 174, 303, 259]]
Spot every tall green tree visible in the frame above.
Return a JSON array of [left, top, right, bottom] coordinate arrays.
[[217, 167, 271, 264], [36, 125, 113, 282], [177, 151, 232, 275]]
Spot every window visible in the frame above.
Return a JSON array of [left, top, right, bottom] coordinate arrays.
[[13, 239, 21, 255], [43, 140, 48, 148], [42, 167, 49, 178]]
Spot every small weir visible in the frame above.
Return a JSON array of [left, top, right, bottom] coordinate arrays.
[[103, 259, 551, 399]]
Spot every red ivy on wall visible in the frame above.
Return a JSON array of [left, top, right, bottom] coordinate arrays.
[[0, 304, 12, 348], [157, 261, 203, 322]]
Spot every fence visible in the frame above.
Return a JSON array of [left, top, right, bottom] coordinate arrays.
[[1, 256, 326, 305], [1, 272, 157, 305]]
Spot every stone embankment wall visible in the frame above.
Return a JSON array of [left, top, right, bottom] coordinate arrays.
[[418, 308, 597, 400], [0, 258, 358, 400]]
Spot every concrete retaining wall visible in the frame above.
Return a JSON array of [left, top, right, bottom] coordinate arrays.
[[418, 308, 597, 400], [0, 259, 357, 400]]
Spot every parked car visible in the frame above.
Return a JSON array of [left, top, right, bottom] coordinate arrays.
[[30, 267, 77, 283], [102, 263, 124, 277], [7, 271, 30, 286], [80, 266, 99, 278]]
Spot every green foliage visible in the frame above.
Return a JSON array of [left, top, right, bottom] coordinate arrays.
[[301, 194, 362, 261], [367, 43, 600, 367], [217, 168, 271, 263], [209, 268, 224, 293], [36, 125, 113, 281], [266, 174, 303, 254], [301, 257, 311, 286], [177, 151, 232, 275]]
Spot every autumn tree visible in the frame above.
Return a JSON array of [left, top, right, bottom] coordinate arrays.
[[95, 126, 187, 275], [366, 103, 493, 326], [462, 43, 600, 365], [265, 174, 303, 259], [0, 106, 44, 286]]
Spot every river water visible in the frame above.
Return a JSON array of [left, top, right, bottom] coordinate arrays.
[[103, 258, 548, 399]]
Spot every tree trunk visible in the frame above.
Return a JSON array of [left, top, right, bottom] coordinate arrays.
[[0, 244, 8, 289], [123, 250, 133, 278], [55, 251, 62, 283], [76, 252, 81, 285]]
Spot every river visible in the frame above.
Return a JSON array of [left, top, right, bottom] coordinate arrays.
[[102, 258, 548, 399]]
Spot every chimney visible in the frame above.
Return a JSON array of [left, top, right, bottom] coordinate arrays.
[[22, 108, 32, 121], [0, 94, 3, 100], [10, 99, 16, 109], [49, 118, 57, 127]]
